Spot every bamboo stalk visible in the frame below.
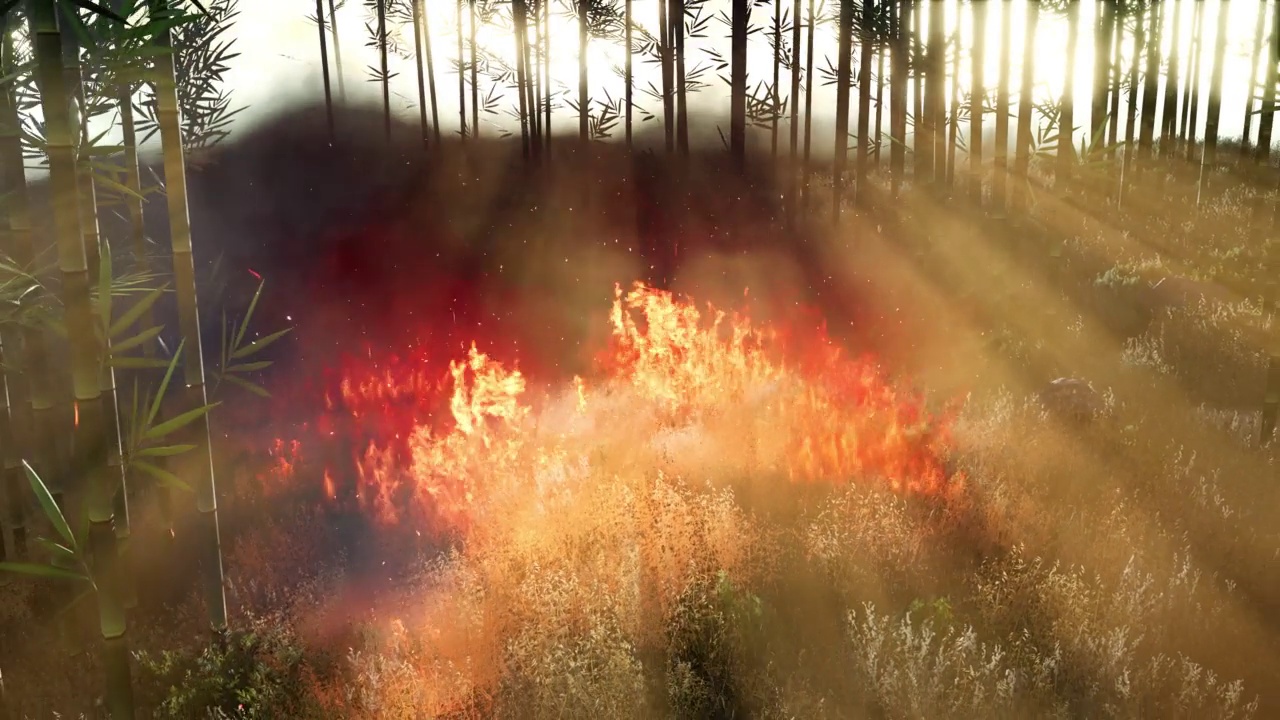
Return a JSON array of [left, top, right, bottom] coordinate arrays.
[[149, 0, 228, 638]]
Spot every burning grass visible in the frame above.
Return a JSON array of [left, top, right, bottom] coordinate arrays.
[[202, 280, 1269, 718]]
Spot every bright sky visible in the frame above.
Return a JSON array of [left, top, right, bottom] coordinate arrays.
[[24, 1, 1276, 162]]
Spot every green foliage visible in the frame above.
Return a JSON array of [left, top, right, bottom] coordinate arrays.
[[136, 626, 317, 719], [123, 340, 218, 492], [0, 462, 93, 585], [211, 279, 292, 400]]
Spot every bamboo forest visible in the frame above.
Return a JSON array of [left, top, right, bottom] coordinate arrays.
[[0, 0, 1279, 717]]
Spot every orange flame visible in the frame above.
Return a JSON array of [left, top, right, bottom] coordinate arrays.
[[272, 281, 963, 537]]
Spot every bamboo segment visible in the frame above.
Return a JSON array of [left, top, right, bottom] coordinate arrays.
[[27, 1, 134, 715], [149, 0, 229, 636]]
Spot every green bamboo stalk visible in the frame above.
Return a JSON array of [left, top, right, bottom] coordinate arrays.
[[115, 74, 146, 614], [149, 0, 228, 637], [26, 1, 134, 716], [0, 337, 23, 562], [3, 6, 59, 537], [0, 11, 30, 563]]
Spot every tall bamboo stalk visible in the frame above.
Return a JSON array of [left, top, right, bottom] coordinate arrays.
[[890, 0, 907, 197], [1197, 0, 1231, 204], [854, 0, 874, 204], [1242, 0, 1269, 159], [626, 0, 634, 146], [970, 0, 986, 204], [802, 0, 815, 199], [470, 1, 479, 139], [1013, 0, 1040, 214], [993, 0, 1011, 212], [328, 0, 346, 101], [457, 0, 467, 139], [422, 0, 441, 145], [410, 0, 428, 149], [1057, 0, 1081, 187], [29, 1, 133, 714], [833, 0, 853, 215], [577, 0, 588, 142], [0, 12, 30, 562], [789, 0, 802, 211], [149, 0, 228, 638], [315, 0, 334, 139]]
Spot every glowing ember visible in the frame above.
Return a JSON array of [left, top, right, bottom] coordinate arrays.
[[278, 281, 964, 537]]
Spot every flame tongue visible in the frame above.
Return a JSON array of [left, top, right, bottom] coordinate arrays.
[[279, 280, 962, 538]]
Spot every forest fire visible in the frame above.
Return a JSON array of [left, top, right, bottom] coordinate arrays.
[[265, 281, 965, 539]]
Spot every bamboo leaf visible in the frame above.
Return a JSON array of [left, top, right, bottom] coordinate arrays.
[[110, 325, 164, 355], [132, 460, 191, 492], [33, 538, 78, 565], [233, 280, 264, 350], [22, 461, 77, 553], [225, 360, 271, 374], [0, 562, 89, 583], [135, 444, 195, 458], [223, 374, 270, 398], [110, 288, 165, 337], [143, 402, 218, 441], [229, 327, 292, 360], [147, 341, 184, 428]]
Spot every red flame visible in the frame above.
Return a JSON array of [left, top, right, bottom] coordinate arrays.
[[264, 281, 964, 537]]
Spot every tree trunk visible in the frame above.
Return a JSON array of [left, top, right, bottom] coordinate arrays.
[[328, 0, 346, 101], [523, 1, 539, 157], [1057, 0, 1081, 187], [149, 0, 229, 640], [410, 0, 427, 150], [890, 0, 908, 197], [515, 0, 531, 157], [834, 0, 854, 215], [874, 24, 885, 167], [676, 0, 689, 155], [1162, 0, 1183, 149], [1242, 0, 1269, 159], [772, 0, 782, 160], [578, 0, 589, 143], [0, 14, 54, 565], [945, 26, 960, 188], [315, 0, 334, 139], [0, 15, 29, 562], [1138, 0, 1162, 167], [993, 0, 1011, 213], [1093, 0, 1115, 155], [626, 0, 634, 147], [532, 3, 543, 144], [802, 0, 816, 198], [1013, 0, 1040, 213], [1197, 0, 1231, 204], [970, 0, 987, 204], [921, 0, 945, 185], [1181, 0, 1205, 158], [377, 0, 390, 141], [855, 0, 874, 205], [912, 0, 922, 169], [1106, 2, 1123, 153], [543, 0, 551, 147], [789, 0, 802, 213], [1120, 0, 1144, 202], [660, 0, 674, 152], [731, 0, 749, 167], [471, 1, 480, 139], [457, 0, 467, 139], [30, 2, 133, 716], [423, 0, 441, 145]]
